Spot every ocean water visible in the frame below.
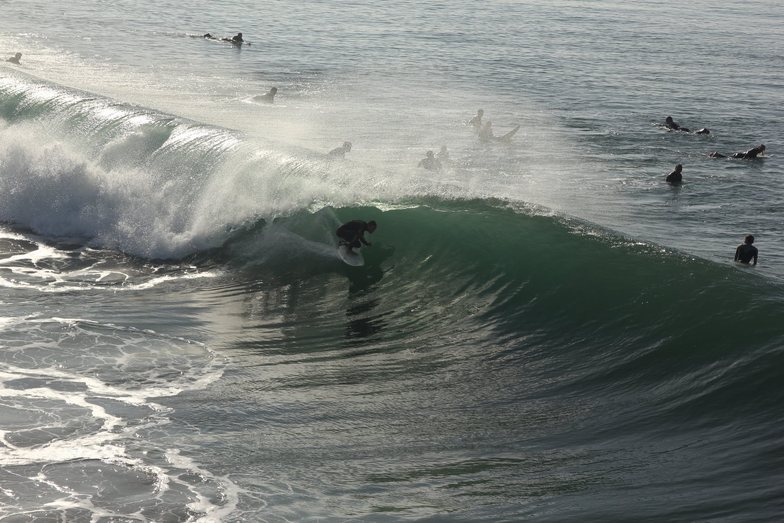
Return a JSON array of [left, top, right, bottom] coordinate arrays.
[[1, 1, 783, 521]]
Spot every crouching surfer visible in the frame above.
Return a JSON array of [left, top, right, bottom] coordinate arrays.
[[336, 220, 377, 253]]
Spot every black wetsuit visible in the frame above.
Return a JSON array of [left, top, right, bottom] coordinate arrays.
[[666, 171, 682, 184], [731, 148, 764, 159], [337, 220, 371, 249], [734, 243, 758, 265], [665, 121, 690, 133]]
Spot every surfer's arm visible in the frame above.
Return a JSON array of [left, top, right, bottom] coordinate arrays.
[[734, 246, 741, 262]]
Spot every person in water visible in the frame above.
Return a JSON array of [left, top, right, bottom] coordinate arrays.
[[222, 32, 244, 45], [255, 87, 277, 103], [337, 220, 377, 252], [710, 144, 766, 159], [436, 145, 450, 165], [665, 164, 683, 185], [469, 109, 484, 130], [418, 150, 442, 171], [328, 141, 352, 158], [6, 52, 21, 64], [664, 116, 690, 132], [734, 235, 758, 266]]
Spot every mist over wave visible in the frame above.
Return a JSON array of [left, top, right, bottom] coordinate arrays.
[[0, 74, 444, 259], [0, 69, 593, 261]]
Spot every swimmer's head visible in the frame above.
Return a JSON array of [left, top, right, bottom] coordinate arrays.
[[745, 235, 755, 244], [478, 109, 484, 115], [270, 87, 278, 94], [14, 53, 21, 59], [426, 150, 434, 157], [343, 141, 352, 151], [675, 164, 682, 171], [665, 116, 673, 123], [367, 221, 377, 233], [759, 144, 766, 152]]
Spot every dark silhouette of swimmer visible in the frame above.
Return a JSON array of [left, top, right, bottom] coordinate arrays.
[[255, 87, 278, 103], [328, 141, 352, 158], [418, 150, 442, 171], [734, 235, 758, 266], [666, 164, 683, 185], [479, 120, 520, 143], [337, 220, 377, 252], [222, 33, 244, 45], [664, 116, 690, 133], [469, 109, 484, 130], [203, 33, 215, 39], [695, 128, 711, 135], [6, 53, 21, 64], [710, 144, 765, 159]]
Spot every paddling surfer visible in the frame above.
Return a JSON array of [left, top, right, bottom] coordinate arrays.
[[710, 144, 766, 160]]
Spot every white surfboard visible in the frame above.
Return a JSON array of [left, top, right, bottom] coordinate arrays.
[[337, 244, 364, 266]]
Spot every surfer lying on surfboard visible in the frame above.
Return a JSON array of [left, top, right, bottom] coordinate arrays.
[[336, 220, 377, 253]]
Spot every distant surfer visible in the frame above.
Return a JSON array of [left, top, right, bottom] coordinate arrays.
[[418, 150, 442, 171], [664, 116, 690, 133], [223, 32, 244, 45], [436, 145, 450, 165], [710, 144, 765, 160], [328, 141, 352, 158], [665, 164, 683, 185], [469, 109, 484, 131], [6, 52, 21, 64], [254, 87, 278, 103], [479, 120, 520, 143], [734, 235, 758, 266], [337, 220, 377, 252], [664, 116, 711, 135]]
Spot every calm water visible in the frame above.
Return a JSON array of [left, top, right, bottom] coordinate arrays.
[[1, 1, 783, 521]]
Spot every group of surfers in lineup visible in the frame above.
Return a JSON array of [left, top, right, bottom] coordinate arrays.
[[3, 42, 763, 266], [661, 115, 765, 266], [338, 113, 766, 265], [415, 108, 520, 173]]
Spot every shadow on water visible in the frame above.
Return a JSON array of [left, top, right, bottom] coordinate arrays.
[[342, 243, 395, 345], [343, 243, 393, 296]]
